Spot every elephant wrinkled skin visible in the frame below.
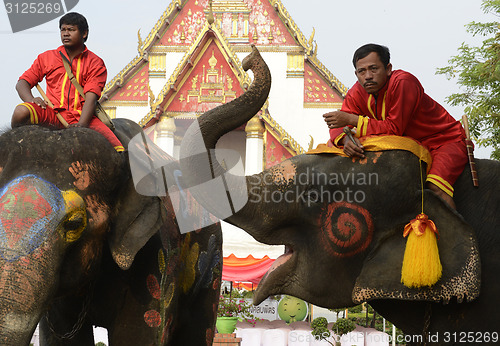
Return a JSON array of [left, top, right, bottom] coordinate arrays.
[[180, 46, 500, 341], [0, 119, 222, 345]]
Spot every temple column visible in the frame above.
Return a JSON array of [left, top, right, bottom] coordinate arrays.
[[155, 115, 176, 157], [244, 115, 265, 175]]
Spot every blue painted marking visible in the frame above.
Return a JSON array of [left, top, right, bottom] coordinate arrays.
[[0, 175, 64, 261]]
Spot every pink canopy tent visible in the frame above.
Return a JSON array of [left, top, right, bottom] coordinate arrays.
[[222, 254, 275, 290]]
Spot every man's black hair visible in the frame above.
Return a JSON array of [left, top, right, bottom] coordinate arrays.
[[352, 44, 390, 68], [59, 12, 89, 42]]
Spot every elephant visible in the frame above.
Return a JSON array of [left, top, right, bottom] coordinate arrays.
[[0, 118, 222, 345], [179, 45, 500, 343]]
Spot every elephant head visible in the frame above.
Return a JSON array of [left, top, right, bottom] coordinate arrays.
[[0, 120, 166, 345], [179, 46, 480, 318]]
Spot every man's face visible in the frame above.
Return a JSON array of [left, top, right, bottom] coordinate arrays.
[[60, 24, 86, 49], [354, 52, 392, 95]]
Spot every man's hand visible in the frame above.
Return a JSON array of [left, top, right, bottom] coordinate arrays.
[[341, 135, 365, 158], [68, 122, 87, 128], [31, 97, 48, 109], [323, 111, 358, 129]]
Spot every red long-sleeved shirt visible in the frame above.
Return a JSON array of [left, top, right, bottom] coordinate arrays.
[[330, 70, 465, 150], [19, 45, 106, 114]]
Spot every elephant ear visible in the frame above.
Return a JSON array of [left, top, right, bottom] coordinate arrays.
[[107, 118, 164, 270], [353, 190, 481, 304], [108, 178, 163, 270]]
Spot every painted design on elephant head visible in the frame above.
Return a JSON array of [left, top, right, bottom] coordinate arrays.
[[58, 190, 87, 243], [144, 309, 161, 328], [69, 161, 95, 190], [196, 234, 221, 290], [353, 152, 383, 165], [319, 201, 374, 258], [144, 249, 176, 335], [84, 195, 109, 230], [0, 175, 64, 261], [271, 160, 297, 189], [179, 233, 200, 293]]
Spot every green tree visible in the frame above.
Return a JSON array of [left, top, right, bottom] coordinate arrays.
[[436, 0, 500, 159]]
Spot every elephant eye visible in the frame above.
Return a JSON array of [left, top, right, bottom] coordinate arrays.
[[304, 188, 321, 205], [59, 212, 87, 242], [63, 216, 84, 231]]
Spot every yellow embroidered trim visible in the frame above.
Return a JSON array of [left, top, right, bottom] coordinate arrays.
[[74, 57, 82, 111], [60, 73, 69, 108], [381, 91, 387, 120], [333, 132, 346, 147], [426, 174, 454, 197], [367, 94, 375, 119], [21, 103, 38, 124], [307, 135, 432, 173], [355, 116, 369, 138]]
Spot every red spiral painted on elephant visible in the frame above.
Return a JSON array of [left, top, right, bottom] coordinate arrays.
[[320, 202, 374, 258]]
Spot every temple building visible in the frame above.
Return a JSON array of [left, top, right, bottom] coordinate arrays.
[[100, 0, 347, 258]]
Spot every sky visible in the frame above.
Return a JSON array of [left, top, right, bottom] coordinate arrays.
[[0, 0, 495, 157]]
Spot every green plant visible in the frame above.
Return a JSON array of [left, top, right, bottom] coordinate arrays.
[[217, 295, 255, 322], [348, 304, 363, 314], [311, 317, 334, 346], [332, 318, 356, 337]]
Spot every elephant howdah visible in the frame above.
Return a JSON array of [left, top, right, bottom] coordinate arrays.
[[179, 45, 500, 338], [0, 119, 222, 345]]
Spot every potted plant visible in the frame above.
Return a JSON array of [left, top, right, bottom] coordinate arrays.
[[311, 317, 356, 346], [216, 295, 255, 334]]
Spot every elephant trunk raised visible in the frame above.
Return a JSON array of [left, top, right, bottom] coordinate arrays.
[[179, 45, 279, 241], [0, 175, 87, 345], [179, 46, 307, 304]]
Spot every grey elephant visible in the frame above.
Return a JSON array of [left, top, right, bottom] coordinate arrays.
[[179, 45, 499, 343], [0, 118, 222, 345]]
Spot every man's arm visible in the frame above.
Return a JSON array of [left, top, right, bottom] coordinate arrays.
[[72, 91, 98, 127], [16, 79, 47, 109], [323, 110, 358, 129]]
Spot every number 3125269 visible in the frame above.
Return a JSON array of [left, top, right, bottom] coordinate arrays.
[[443, 332, 499, 343], [5, 2, 62, 14]]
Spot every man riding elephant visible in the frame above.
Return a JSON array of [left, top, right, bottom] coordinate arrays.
[[10, 12, 124, 152], [323, 43, 468, 209]]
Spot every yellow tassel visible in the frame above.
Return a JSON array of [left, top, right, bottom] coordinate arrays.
[[401, 213, 442, 288]]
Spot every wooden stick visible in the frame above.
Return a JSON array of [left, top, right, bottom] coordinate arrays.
[[35, 84, 69, 128], [462, 114, 479, 187]]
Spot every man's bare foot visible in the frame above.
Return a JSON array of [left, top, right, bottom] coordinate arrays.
[[427, 182, 456, 209]]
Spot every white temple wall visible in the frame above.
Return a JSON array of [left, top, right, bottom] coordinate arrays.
[[149, 78, 166, 99], [165, 52, 186, 83], [116, 105, 150, 124]]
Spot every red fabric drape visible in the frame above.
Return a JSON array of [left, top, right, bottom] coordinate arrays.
[[222, 254, 275, 288]]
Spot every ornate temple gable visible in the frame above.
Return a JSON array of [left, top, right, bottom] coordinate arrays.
[[262, 105, 304, 169], [108, 64, 149, 103], [158, 0, 208, 46], [165, 39, 245, 113], [265, 131, 294, 168], [101, 0, 190, 102], [303, 61, 343, 109], [138, 23, 252, 127], [208, 0, 296, 46]]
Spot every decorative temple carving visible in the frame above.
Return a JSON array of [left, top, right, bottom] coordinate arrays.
[[186, 49, 237, 104]]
